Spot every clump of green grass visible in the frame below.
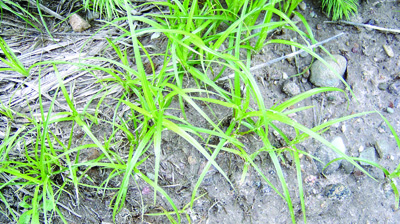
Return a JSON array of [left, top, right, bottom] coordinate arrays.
[[82, 0, 126, 20], [1, 0, 399, 223], [321, 0, 358, 20], [0, 37, 29, 76]]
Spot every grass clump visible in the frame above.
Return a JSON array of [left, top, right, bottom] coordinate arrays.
[[321, 0, 358, 20], [82, 0, 126, 20], [0, 37, 29, 76]]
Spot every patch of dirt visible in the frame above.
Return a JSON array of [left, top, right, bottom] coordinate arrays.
[[1, 0, 400, 223]]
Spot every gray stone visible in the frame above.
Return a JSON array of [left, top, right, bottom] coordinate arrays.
[[387, 107, 394, 114], [314, 145, 340, 175], [282, 81, 301, 96], [314, 137, 347, 175], [310, 55, 347, 87], [291, 15, 301, 22], [368, 167, 385, 181], [375, 140, 390, 158], [324, 183, 351, 200], [359, 147, 377, 166], [378, 83, 388, 90], [341, 160, 355, 174]]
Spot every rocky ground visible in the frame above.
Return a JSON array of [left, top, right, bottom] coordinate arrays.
[[1, 0, 400, 223]]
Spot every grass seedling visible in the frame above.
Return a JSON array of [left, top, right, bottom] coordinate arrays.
[[0, 73, 69, 224], [0, 37, 29, 76], [1, 0, 398, 223]]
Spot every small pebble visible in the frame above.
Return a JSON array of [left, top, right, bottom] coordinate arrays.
[[316, 24, 323, 30], [291, 15, 301, 22], [298, 2, 306, 11], [383, 45, 395, 57], [378, 122, 387, 133], [69, 13, 91, 32], [282, 81, 301, 96], [302, 67, 310, 78], [375, 140, 390, 158], [341, 125, 346, 133], [310, 11, 316, 18], [151, 32, 161, 40], [387, 107, 394, 113], [378, 83, 388, 90], [300, 51, 309, 57], [359, 147, 378, 166], [324, 184, 351, 200]]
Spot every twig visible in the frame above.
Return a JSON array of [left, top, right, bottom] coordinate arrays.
[[216, 32, 345, 83], [324, 20, 400, 34]]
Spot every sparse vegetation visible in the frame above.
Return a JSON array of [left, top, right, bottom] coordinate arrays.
[[0, 0, 398, 223]]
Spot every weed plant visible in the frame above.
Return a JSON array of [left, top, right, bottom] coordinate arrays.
[[0, 0, 399, 223]]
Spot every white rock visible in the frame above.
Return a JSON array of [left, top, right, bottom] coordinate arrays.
[[383, 44, 395, 57], [151, 32, 161, 40], [331, 136, 346, 154], [341, 124, 346, 133], [310, 55, 347, 87], [298, 2, 306, 11], [282, 72, 288, 79], [69, 14, 91, 32]]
